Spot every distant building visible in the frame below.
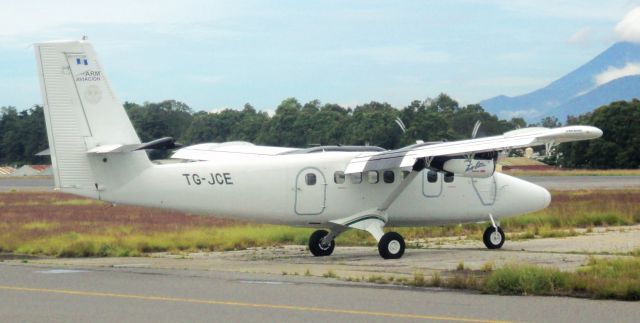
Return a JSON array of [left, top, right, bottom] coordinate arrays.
[[39, 167, 53, 176], [11, 165, 51, 176], [0, 166, 16, 177]]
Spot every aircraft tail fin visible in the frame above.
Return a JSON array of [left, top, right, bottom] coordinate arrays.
[[35, 40, 150, 198]]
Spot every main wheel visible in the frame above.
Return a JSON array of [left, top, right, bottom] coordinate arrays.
[[308, 230, 335, 257], [378, 232, 405, 259], [483, 226, 505, 249]]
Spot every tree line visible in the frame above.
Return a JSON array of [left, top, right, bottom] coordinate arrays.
[[0, 94, 638, 169]]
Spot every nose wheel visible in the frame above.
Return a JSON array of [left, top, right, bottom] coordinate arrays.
[[483, 226, 505, 249]]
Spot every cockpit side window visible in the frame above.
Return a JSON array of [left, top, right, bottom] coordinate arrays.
[[444, 172, 454, 183]]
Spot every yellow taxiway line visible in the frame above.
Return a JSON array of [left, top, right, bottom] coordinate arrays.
[[0, 284, 515, 323]]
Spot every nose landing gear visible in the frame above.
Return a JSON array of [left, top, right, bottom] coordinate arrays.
[[482, 213, 505, 249], [483, 225, 505, 249]]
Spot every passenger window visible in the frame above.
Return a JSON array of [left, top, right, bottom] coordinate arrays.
[[334, 171, 345, 184], [427, 170, 438, 183], [350, 173, 362, 184], [305, 173, 316, 185], [366, 171, 379, 184], [383, 170, 394, 183], [444, 172, 454, 183]]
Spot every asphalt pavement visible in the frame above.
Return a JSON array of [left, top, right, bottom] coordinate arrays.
[[0, 263, 638, 323]]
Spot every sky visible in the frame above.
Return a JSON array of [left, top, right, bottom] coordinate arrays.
[[2, 0, 640, 113]]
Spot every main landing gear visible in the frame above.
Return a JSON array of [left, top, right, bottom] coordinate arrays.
[[308, 229, 406, 259], [308, 229, 335, 256], [378, 232, 405, 259]]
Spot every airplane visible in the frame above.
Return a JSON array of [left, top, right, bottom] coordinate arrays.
[[34, 40, 603, 259]]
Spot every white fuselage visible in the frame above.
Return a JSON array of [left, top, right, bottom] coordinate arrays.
[[94, 151, 551, 227]]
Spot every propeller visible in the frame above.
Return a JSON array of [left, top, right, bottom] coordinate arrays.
[[395, 117, 406, 133], [471, 120, 482, 139], [466, 120, 482, 162], [545, 141, 555, 158]]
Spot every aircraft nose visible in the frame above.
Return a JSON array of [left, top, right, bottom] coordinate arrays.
[[540, 186, 551, 209], [500, 174, 552, 214], [527, 180, 551, 210]]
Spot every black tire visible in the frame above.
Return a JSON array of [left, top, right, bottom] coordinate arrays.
[[483, 226, 505, 249], [308, 230, 335, 256], [378, 232, 405, 259]]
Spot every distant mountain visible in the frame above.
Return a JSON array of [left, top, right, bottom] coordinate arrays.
[[480, 42, 640, 122], [554, 75, 640, 117]]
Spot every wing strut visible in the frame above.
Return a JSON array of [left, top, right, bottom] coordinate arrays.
[[320, 158, 428, 258], [377, 157, 427, 212]]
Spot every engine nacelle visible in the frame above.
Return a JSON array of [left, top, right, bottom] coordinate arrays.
[[442, 158, 495, 178]]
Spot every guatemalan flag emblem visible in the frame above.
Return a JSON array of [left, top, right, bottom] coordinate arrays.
[[76, 57, 88, 65]]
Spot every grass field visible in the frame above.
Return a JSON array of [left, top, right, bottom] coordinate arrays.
[[0, 189, 639, 257], [329, 257, 640, 301], [483, 257, 640, 300]]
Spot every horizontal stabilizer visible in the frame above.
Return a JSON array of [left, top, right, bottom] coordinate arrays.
[[135, 137, 182, 151], [86, 137, 181, 154]]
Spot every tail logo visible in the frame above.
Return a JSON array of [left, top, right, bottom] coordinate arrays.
[[75, 70, 102, 82], [75, 57, 88, 65], [84, 85, 102, 104]]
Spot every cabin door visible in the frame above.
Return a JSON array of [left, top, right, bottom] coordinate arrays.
[[472, 176, 497, 205], [295, 168, 326, 215]]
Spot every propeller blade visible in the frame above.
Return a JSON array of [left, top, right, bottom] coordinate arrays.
[[471, 120, 482, 139], [395, 117, 406, 133], [466, 120, 482, 161]]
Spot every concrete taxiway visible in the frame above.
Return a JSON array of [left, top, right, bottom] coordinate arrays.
[[2, 226, 639, 322], [1, 262, 639, 323]]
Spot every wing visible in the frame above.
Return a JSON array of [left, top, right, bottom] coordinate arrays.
[[344, 125, 602, 174]]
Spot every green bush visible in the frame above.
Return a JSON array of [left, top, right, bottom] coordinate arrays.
[[485, 265, 569, 295]]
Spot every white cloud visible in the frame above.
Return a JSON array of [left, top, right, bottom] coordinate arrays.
[[594, 62, 640, 85], [615, 6, 640, 43], [499, 109, 541, 120], [568, 27, 594, 46], [0, 0, 253, 48]]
